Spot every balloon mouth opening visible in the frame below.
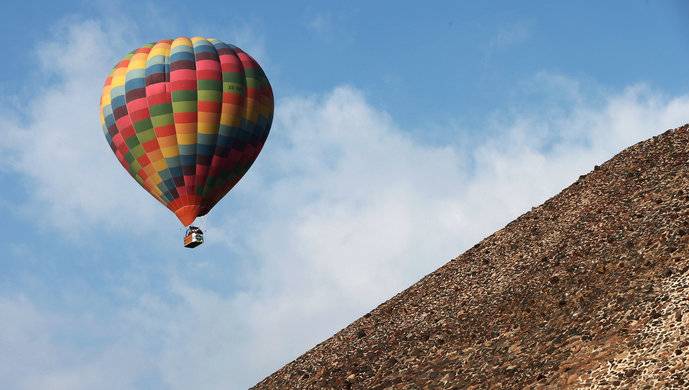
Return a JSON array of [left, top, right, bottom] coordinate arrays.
[[168, 195, 213, 226], [173, 205, 200, 226]]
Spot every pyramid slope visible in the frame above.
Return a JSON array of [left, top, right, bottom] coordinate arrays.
[[255, 125, 689, 389]]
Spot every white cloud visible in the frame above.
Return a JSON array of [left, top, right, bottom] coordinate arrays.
[[3, 17, 689, 390], [308, 13, 333, 34], [0, 296, 152, 390], [0, 19, 171, 235], [482, 20, 532, 70], [489, 20, 532, 49], [304, 11, 354, 45]]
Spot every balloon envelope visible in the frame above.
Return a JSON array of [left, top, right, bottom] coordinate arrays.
[[99, 37, 273, 226]]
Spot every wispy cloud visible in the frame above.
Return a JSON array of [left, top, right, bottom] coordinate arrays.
[[482, 20, 533, 71], [489, 20, 532, 49], [308, 13, 333, 35], [304, 10, 355, 45]]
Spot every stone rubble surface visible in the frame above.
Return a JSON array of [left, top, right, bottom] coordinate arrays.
[[254, 125, 689, 389]]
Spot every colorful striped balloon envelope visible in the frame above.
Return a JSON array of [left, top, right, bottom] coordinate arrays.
[[99, 37, 273, 226]]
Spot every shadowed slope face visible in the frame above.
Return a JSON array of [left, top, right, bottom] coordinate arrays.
[[255, 124, 689, 389]]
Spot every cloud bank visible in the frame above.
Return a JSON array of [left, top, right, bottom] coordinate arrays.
[[2, 18, 689, 390]]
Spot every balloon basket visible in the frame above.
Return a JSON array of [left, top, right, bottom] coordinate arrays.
[[184, 226, 204, 248]]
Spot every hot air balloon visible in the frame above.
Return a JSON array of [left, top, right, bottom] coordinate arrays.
[[99, 37, 273, 247]]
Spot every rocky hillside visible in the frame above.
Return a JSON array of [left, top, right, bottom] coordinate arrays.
[[254, 124, 689, 389]]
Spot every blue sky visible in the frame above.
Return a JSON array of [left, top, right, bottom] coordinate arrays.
[[2, 1, 689, 389]]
